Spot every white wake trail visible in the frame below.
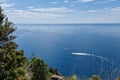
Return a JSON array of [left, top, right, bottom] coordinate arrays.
[[72, 52, 108, 61], [72, 52, 93, 56]]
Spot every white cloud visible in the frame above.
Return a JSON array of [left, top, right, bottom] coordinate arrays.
[[79, 0, 94, 3], [70, 4, 75, 7], [110, 7, 120, 12], [94, 0, 117, 4], [51, 2, 59, 4], [78, 8, 109, 14], [86, 7, 120, 14], [26, 6, 34, 9], [28, 7, 75, 13], [108, 0, 117, 1], [75, 7, 120, 23], [3, 6, 75, 23], [71, 1, 78, 4], [88, 10, 96, 13], [109, 7, 120, 15], [2, 2, 120, 24], [6, 6, 120, 24], [0, 3, 14, 8], [5, 9, 66, 23], [64, 0, 68, 3], [0, 0, 3, 2], [6, 9, 64, 18]]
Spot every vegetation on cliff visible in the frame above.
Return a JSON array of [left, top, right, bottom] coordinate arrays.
[[0, 7, 27, 80], [0, 7, 51, 80], [0, 7, 61, 80]]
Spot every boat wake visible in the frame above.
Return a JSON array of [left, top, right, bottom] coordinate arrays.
[[72, 52, 108, 61]]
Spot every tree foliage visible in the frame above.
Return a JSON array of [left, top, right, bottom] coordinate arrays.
[[68, 75, 78, 80], [30, 57, 49, 80], [0, 7, 27, 80], [88, 75, 100, 80]]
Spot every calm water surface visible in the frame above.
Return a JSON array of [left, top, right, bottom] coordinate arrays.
[[15, 24, 120, 78]]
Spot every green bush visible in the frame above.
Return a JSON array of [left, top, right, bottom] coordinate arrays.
[[30, 57, 49, 80], [68, 75, 79, 80], [88, 75, 100, 80]]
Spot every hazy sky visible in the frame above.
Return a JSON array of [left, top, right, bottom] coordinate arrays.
[[0, 0, 120, 24]]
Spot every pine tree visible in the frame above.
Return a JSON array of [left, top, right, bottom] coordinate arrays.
[[30, 57, 49, 80], [0, 7, 27, 80]]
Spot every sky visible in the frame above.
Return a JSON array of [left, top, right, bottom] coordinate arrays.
[[0, 0, 120, 24]]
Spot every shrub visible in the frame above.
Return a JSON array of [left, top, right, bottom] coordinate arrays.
[[88, 75, 100, 80]]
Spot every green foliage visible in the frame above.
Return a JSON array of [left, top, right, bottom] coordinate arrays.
[[88, 75, 100, 80], [30, 57, 49, 80], [68, 75, 78, 80], [0, 7, 27, 80], [49, 67, 59, 75]]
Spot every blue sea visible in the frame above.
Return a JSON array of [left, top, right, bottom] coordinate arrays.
[[15, 24, 120, 78]]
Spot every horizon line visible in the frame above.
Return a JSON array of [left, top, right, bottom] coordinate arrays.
[[15, 23, 120, 25]]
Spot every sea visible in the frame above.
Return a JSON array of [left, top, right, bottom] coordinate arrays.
[[15, 24, 120, 79]]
